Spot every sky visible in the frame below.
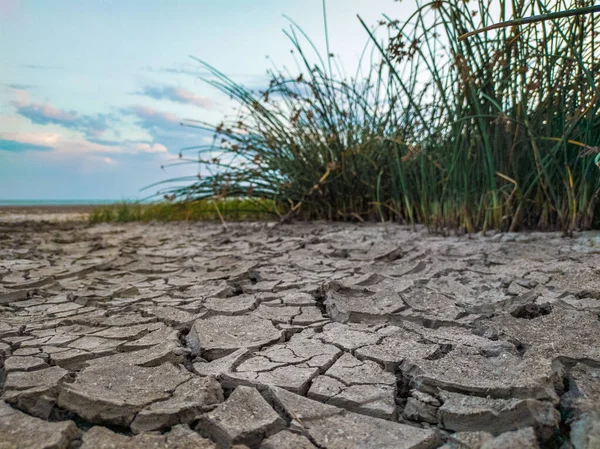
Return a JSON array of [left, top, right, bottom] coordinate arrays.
[[0, 0, 407, 201]]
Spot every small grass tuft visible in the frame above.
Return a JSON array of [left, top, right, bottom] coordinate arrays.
[[89, 198, 279, 224]]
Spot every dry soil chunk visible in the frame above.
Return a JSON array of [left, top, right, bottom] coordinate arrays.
[[0, 400, 78, 449], [570, 411, 600, 449], [91, 322, 162, 340], [325, 288, 406, 323], [89, 340, 184, 367], [401, 321, 516, 355], [222, 338, 340, 394], [404, 397, 439, 424], [58, 362, 191, 427], [80, 424, 217, 449], [441, 431, 494, 449], [438, 391, 559, 437], [562, 364, 600, 429], [131, 375, 224, 433], [315, 322, 382, 351], [49, 348, 95, 370], [3, 365, 68, 393], [325, 352, 395, 385], [253, 304, 301, 323], [264, 386, 439, 449], [203, 295, 258, 315], [489, 308, 600, 363], [193, 349, 250, 377], [480, 427, 540, 449], [281, 291, 316, 306], [2, 365, 69, 418], [97, 312, 158, 327], [4, 355, 48, 372], [308, 352, 396, 419], [260, 430, 317, 449], [402, 347, 561, 401], [120, 325, 179, 350], [141, 305, 202, 329], [398, 287, 471, 326], [223, 365, 319, 395], [197, 386, 285, 448], [309, 376, 396, 420], [187, 315, 282, 360], [355, 330, 439, 371], [67, 335, 124, 354], [236, 337, 340, 373]]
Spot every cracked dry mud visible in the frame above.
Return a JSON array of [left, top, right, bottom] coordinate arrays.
[[1, 221, 600, 449]]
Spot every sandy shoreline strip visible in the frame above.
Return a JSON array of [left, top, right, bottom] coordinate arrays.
[[0, 204, 98, 223]]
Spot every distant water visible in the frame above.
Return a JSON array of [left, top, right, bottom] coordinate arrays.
[[0, 199, 127, 206]]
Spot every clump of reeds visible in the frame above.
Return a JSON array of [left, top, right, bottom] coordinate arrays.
[[158, 35, 418, 223], [158, 0, 600, 233], [374, 0, 600, 233]]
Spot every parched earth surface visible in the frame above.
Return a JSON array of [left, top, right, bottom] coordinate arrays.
[[1, 220, 600, 449]]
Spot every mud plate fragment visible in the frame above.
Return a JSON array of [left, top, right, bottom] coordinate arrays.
[[197, 386, 285, 448], [0, 400, 78, 449], [264, 386, 440, 449]]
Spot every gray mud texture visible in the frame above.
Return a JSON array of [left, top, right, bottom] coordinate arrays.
[[1, 220, 600, 449]]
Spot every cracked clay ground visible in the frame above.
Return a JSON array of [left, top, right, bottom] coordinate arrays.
[[1, 220, 600, 449]]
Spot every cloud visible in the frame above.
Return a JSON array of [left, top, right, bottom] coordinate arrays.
[[131, 142, 168, 153], [3, 85, 201, 170], [0, 139, 53, 152], [123, 105, 181, 131], [10, 87, 30, 108], [121, 104, 216, 157], [135, 85, 213, 109], [0, 132, 59, 152], [85, 137, 122, 147], [16, 102, 78, 124], [6, 87, 205, 160], [0, 131, 166, 156], [11, 91, 110, 140], [1, 131, 60, 145], [57, 139, 167, 156]]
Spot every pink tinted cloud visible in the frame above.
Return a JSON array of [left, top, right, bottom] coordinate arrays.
[[132, 142, 167, 153], [1, 131, 62, 147], [1, 131, 166, 155], [136, 85, 214, 109], [168, 87, 213, 109], [10, 88, 109, 138], [127, 105, 180, 125], [22, 102, 77, 123], [11, 88, 29, 107], [5, 90, 176, 156]]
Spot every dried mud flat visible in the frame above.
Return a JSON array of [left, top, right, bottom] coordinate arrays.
[[1, 220, 599, 449]]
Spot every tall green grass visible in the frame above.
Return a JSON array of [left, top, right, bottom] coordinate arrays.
[[158, 0, 600, 232]]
